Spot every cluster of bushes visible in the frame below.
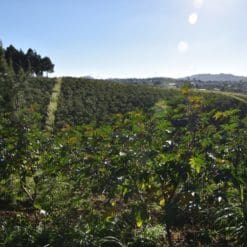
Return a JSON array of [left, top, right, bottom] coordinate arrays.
[[55, 77, 177, 127], [0, 76, 55, 123]]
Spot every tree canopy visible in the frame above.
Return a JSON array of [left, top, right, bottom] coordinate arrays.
[[0, 41, 54, 77]]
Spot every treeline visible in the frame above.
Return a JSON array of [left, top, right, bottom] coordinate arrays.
[[0, 41, 54, 77]]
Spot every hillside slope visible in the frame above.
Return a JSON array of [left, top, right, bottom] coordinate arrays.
[[187, 73, 247, 82], [0, 75, 246, 247]]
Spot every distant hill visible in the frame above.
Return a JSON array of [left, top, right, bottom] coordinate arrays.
[[184, 74, 247, 82], [108, 74, 247, 93]]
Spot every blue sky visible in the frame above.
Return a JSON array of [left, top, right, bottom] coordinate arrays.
[[0, 0, 246, 78]]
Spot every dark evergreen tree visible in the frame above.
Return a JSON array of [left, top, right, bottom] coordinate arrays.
[[3, 44, 55, 77], [5, 45, 20, 74], [41, 57, 54, 76], [0, 41, 8, 75]]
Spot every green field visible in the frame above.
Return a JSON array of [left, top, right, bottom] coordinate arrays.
[[0, 76, 246, 247]]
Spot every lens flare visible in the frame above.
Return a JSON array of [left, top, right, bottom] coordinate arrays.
[[188, 13, 198, 25], [178, 41, 189, 53]]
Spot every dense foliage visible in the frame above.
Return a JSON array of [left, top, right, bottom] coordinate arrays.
[[0, 76, 246, 246], [0, 76, 55, 123], [55, 77, 177, 127]]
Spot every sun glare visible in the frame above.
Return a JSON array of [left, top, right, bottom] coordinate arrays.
[[178, 41, 189, 53], [188, 13, 198, 25]]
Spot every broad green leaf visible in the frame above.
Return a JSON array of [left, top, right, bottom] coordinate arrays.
[[159, 198, 165, 207], [136, 212, 143, 228], [34, 203, 42, 210], [189, 155, 205, 174]]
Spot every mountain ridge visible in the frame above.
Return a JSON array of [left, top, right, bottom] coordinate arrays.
[[77, 73, 247, 83], [183, 73, 247, 82]]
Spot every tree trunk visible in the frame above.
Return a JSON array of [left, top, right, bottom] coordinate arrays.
[[166, 224, 173, 247]]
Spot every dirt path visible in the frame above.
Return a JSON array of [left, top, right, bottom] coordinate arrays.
[[219, 91, 247, 104], [45, 78, 62, 131], [193, 89, 247, 105]]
